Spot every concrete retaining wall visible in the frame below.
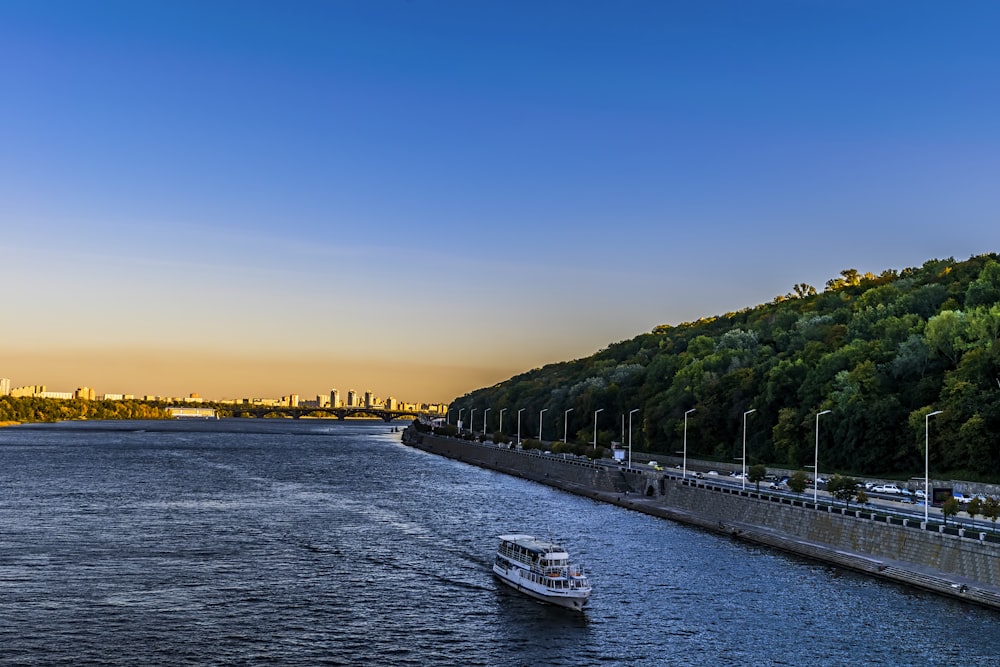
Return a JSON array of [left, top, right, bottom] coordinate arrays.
[[409, 431, 621, 493]]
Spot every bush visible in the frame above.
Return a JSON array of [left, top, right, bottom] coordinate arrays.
[[434, 424, 458, 437]]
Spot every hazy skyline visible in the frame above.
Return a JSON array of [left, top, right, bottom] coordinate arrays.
[[3, 1, 999, 402]]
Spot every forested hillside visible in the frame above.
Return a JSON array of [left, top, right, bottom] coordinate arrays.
[[452, 254, 1000, 481]]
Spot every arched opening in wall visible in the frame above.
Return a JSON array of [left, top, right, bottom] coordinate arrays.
[[645, 485, 655, 497]]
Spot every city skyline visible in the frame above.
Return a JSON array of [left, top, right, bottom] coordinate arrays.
[[1, 375, 444, 410], [2, 2, 999, 402]]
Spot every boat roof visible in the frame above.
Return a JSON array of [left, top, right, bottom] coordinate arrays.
[[497, 534, 569, 556]]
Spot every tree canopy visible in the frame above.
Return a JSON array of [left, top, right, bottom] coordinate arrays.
[[452, 254, 1000, 481]]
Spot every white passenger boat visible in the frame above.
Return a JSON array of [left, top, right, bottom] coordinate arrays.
[[493, 534, 591, 610]]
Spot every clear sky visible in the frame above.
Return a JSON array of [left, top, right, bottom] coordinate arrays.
[[2, 1, 998, 403]]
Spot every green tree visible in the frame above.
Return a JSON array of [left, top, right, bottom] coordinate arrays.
[[983, 496, 1000, 531], [967, 496, 983, 529], [924, 310, 969, 368], [827, 475, 861, 510], [788, 471, 809, 494], [941, 497, 960, 526], [748, 464, 767, 492]]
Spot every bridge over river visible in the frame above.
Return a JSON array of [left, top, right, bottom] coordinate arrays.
[[226, 405, 430, 422]]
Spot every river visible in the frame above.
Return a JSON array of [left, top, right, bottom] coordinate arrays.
[[0, 419, 997, 666]]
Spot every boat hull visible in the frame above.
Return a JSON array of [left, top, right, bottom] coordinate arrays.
[[493, 565, 590, 610]]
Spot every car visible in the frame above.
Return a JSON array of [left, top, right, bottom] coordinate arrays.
[[706, 470, 719, 476], [914, 489, 926, 499], [871, 484, 902, 494], [951, 492, 969, 504]]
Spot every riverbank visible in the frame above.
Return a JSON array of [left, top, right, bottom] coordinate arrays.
[[403, 426, 1000, 611]]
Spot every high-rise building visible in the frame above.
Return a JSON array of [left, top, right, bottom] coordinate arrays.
[[75, 387, 96, 400], [0, 378, 10, 396], [364, 390, 374, 408], [330, 389, 340, 408], [11, 385, 45, 398], [346, 390, 358, 407]]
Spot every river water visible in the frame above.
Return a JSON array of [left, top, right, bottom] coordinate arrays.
[[0, 419, 998, 666]]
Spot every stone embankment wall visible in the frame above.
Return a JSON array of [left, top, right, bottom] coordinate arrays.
[[406, 429, 621, 493], [404, 427, 1000, 610]]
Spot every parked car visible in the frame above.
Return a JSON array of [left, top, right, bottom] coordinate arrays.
[[951, 492, 969, 504], [871, 484, 902, 494]]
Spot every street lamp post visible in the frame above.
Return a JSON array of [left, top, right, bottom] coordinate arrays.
[[483, 408, 491, 436], [458, 408, 464, 432], [593, 408, 604, 451], [538, 408, 548, 442], [563, 408, 574, 443], [683, 408, 695, 479], [925, 409, 943, 524], [742, 409, 756, 491], [470, 408, 477, 436], [628, 408, 640, 469], [516, 408, 525, 447], [499, 408, 507, 435], [814, 409, 831, 504]]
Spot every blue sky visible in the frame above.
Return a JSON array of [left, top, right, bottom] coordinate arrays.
[[2, 1, 998, 402]]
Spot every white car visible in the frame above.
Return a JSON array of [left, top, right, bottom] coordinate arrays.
[[871, 484, 902, 494]]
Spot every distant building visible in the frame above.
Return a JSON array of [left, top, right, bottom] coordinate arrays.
[[75, 387, 96, 400], [166, 407, 217, 419], [330, 389, 340, 408], [316, 394, 330, 407], [0, 377, 10, 396], [386, 396, 398, 410], [39, 391, 73, 399], [10, 385, 45, 398], [101, 393, 125, 401], [346, 390, 358, 407]]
